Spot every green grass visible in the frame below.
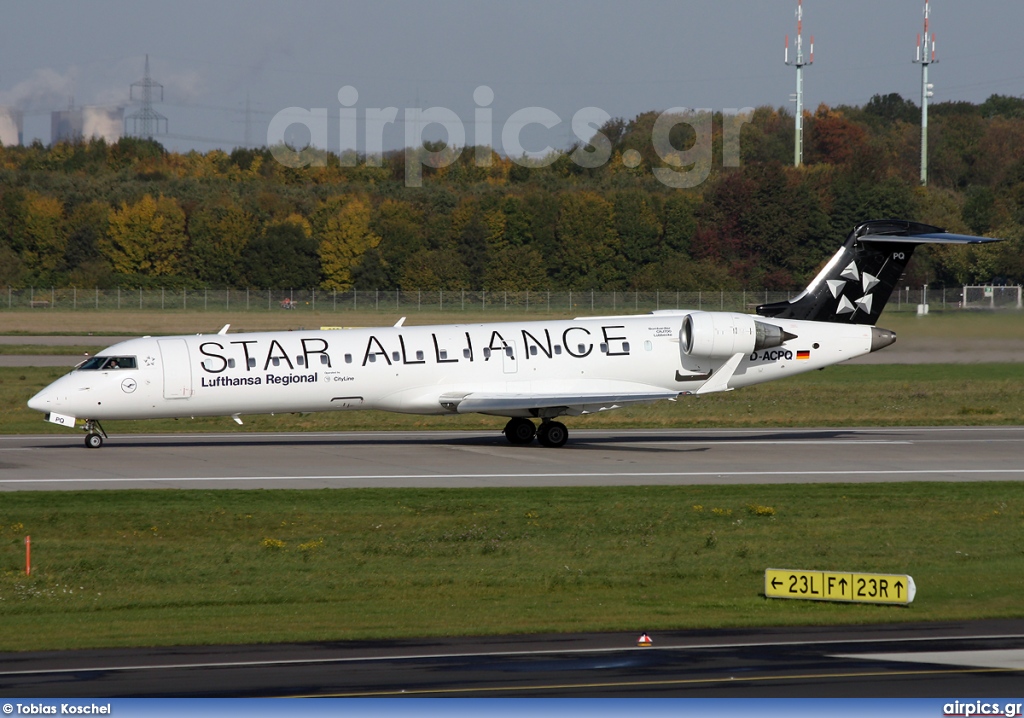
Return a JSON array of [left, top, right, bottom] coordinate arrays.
[[5, 363, 1023, 436], [1, 484, 1022, 651]]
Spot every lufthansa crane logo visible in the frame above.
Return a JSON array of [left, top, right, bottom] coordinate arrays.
[[121, 378, 138, 394]]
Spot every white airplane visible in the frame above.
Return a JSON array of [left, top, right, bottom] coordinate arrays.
[[28, 220, 999, 449]]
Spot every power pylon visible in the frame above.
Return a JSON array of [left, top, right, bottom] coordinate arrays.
[[125, 54, 168, 139]]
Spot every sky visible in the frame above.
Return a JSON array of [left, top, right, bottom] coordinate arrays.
[[2, 0, 1023, 155]]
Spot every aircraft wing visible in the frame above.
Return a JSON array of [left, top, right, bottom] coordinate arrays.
[[438, 390, 680, 416]]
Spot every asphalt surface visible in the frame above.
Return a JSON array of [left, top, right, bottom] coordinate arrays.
[[1, 621, 1022, 697], [2, 426, 1023, 490], [4, 342, 1022, 697]]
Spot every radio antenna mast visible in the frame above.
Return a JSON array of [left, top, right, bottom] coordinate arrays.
[[785, 0, 814, 167], [913, 0, 937, 185]]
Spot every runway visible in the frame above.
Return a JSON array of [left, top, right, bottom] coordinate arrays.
[[2, 426, 1023, 490], [1, 621, 1022, 697]]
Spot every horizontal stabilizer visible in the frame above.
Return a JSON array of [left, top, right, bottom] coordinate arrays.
[[859, 232, 1000, 245]]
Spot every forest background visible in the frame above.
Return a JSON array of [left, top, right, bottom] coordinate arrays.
[[2, 93, 1023, 296]]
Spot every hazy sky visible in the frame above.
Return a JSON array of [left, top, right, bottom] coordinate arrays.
[[2, 0, 1022, 154]]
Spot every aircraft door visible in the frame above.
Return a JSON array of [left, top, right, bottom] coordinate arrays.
[[158, 339, 193, 399], [502, 340, 518, 374]]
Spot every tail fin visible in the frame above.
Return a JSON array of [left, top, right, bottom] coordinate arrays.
[[756, 219, 1001, 325]]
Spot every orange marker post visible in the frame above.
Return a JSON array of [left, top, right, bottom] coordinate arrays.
[[25, 535, 31, 575]]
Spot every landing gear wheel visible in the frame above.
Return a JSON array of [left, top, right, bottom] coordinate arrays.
[[536, 420, 568, 448], [85, 433, 103, 449], [503, 418, 536, 445]]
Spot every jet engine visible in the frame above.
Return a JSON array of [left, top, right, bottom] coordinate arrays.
[[681, 311, 794, 359]]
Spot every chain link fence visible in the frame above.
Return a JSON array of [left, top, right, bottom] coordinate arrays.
[[2, 286, 1020, 314]]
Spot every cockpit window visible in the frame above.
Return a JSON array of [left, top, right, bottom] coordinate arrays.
[[78, 356, 137, 371]]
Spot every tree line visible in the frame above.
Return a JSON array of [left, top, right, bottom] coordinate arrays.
[[1, 93, 1022, 293]]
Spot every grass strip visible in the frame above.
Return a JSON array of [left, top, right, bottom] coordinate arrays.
[[1, 483, 1022, 651]]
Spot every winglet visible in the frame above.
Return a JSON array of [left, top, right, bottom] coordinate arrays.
[[218, 324, 231, 335], [394, 317, 406, 327]]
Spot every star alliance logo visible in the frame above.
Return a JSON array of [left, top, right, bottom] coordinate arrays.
[[144, 356, 156, 367], [827, 261, 879, 317]]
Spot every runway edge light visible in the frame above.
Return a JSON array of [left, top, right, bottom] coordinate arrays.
[[765, 568, 915, 605], [637, 633, 653, 647]]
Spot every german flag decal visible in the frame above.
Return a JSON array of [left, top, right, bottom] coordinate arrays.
[[796, 350, 811, 360]]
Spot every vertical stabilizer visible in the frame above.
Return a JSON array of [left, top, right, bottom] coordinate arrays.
[[756, 220, 1000, 325]]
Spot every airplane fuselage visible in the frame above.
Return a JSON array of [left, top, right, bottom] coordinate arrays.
[[29, 312, 875, 424]]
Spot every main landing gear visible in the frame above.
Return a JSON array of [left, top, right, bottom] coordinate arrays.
[[83, 419, 107, 449], [502, 418, 569, 448]]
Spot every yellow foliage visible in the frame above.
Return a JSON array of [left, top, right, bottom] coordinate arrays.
[[21, 191, 66, 274], [101, 194, 188, 276], [316, 196, 381, 290]]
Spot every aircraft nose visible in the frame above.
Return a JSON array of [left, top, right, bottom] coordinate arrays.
[[28, 387, 54, 412]]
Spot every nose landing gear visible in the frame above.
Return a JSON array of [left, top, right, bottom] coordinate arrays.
[[83, 419, 108, 449]]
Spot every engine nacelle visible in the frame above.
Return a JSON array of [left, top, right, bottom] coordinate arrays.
[[681, 311, 792, 359]]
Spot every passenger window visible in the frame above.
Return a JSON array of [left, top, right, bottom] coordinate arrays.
[[248, 357, 256, 369], [578, 344, 586, 354], [297, 356, 305, 366], [344, 354, 353, 364], [505, 347, 513, 357], [368, 354, 376, 363], [554, 345, 562, 355], [463, 348, 471, 358], [416, 350, 424, 361], [600, 343, 608, 353], [529, 346, 537, 356], [483, 348, 491, 359], [392, 352, 401, 362], [272, 358, 280, 367], [439, 350, 448, 360], [320, 354, 330, 365], [228, 358, 236, 368], [622, 342, 630, 353]]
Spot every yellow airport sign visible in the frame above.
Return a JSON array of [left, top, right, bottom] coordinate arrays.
[[765, 568, 915, 605]]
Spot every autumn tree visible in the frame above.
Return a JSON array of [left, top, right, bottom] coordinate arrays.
[[20, 191, 67, 283], [101, 194, 189, 278], [552, 191, 621, 289], [315, 195, 381, 290]]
